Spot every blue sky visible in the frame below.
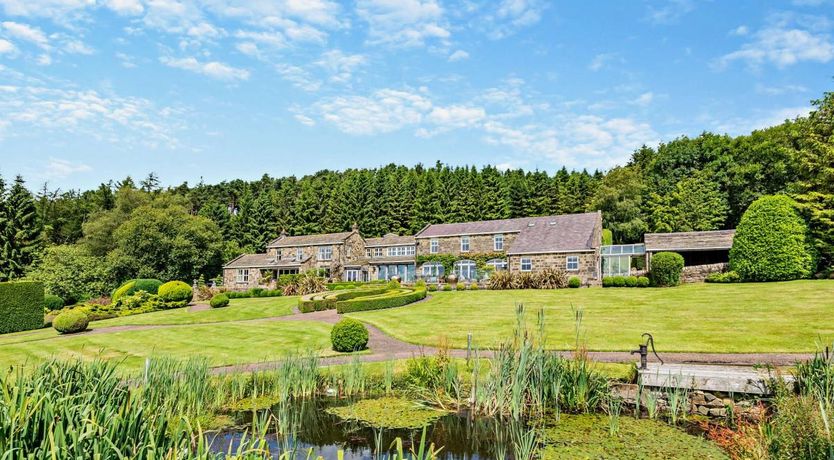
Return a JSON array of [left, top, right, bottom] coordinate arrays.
[[0, 0, 832, 191]]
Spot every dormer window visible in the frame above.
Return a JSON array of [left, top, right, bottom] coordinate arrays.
[[494, 234, 504, 251], [296, 248, 303, 261]]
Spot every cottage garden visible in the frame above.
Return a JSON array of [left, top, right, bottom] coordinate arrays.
[[0, 189, 832, 459]]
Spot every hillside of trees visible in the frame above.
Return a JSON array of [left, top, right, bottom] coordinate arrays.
[[0, 89, 831, 294]]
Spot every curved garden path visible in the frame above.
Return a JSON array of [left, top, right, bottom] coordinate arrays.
[[33, 301, 813, 371]]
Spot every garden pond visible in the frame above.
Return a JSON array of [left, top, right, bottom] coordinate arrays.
[[206, 397, 728, 459]]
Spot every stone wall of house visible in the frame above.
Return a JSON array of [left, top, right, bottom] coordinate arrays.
[[682, 262, 728, 283], [507, 250, 600, 286], [343, 233, 366, 265], [416, 233, 518, 257], [223, 267, 263, 291]]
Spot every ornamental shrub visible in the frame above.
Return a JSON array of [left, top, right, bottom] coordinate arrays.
[[330, 318, 369, 352], [568, 276, 581, 288], [442, 284, 453, 291], [469, 283, 479, 290], [428, 284, 438, 292], [210, 294, 230, 308], [0, 281, 44, 333], [636, 276, 650, 287], [387, 279, 401, 289], [611, 276, 626, 287], [705, 271, 741, 283], [602, 276, 613, 287], [44, 294, 65, 311], [624, 276, 638, 287], [415, 279, 426, 288], [158, 281, 193, 303], [112, 279, 163, 302], [730, 195, 815, 282], [53, 309, 89, 334], [650, 252, 685, 287], [456, 282, 465, 291]]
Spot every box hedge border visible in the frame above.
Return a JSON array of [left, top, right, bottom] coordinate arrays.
[[299, 287, 390, 313], [336, 288, 427, 314], [0, 281, 45, 334]]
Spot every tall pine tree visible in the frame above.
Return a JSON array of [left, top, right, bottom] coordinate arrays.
[[0, 176, 42, 280]]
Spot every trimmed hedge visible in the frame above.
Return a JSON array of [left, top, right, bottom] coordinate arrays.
[[299, 287, 389, 313], [44, 294, 65, 311], [112, 279, 163, 302], [705, 271, 741, 283], [336, 288, 427, 314], [226, 288, 283, 299], [730, 195, 815, 282], [331, 318, 369, 352], [650, 252, 685, 287], [636, 276, 650, 287], [53, 309, 89, 334], [0, 281, 45, 333], [210, 294, 230, 308], [158, 281, 193, 303]]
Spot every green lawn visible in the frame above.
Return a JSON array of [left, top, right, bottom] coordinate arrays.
[[0, 319, 332, 373], [96, 296, 298, 326], [347, 280, 834, 353]]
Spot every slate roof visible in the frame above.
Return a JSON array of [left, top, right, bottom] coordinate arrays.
[[365, 233, 416, 247], [644, 230, 735, 252], [267, 231, 354, 248], [223, 253, 303, 268], [415, 212, 602, 255]]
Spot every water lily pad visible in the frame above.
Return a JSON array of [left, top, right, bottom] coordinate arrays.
[[326, 397, 449, 429]]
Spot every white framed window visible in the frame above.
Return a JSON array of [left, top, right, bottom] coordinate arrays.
[[430, 239, 439, 253], [387, 246, 415, 257], [566, 256, 580, 271], [296, 248, 303, 261], [276, 249, 283, 261], [486, 258, 508, 271], [236, 269, 249, 283], [345, 269, 360, 282], [422, 262, 444, 278], [365, 248, 372, 258], [318, 246, 333, 261], [494, 234, 504, 251], [454, 260, 477, 280], [346, 247, 352, 258], [374, 247, 383, 257], [520, 258, 533, 272], [460, 236, 470, 252]]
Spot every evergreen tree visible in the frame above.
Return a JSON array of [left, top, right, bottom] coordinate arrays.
[[0, 176, 42, 280]]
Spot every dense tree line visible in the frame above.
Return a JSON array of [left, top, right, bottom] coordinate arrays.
[[1, 88, 831, 295]]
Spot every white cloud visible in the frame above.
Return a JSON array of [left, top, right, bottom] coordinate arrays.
[[275, 63, 321, 91], [716, 16, 834, 69], [356, 0, 450, 47], [447, 49, 469, 62], [313, 88, 433, 134], [488, 0, 547, 38], [0, 38, 15, 54], [63, 39, 94, 54], [160, 56, 250, 81], [633, 92, 654, 107], [43, 157, 92, 178], [187, 22, 223, 39], [0, 0, 93, 21], [36, 53, 52, 65], [755, 83, 808, 95], [115, 51, 136, 68], [234, 30, 286, 49], [713, 106, 812, 135], [2, 21, 49, 49], [105, 0, 144, 15], [731, 25, 749, 36], [315, 50, 366, 83], [646, 0, 695, 25], [293, 113, 315, 126], [0, 84, 183, 147], [588, 53, 617, 71]]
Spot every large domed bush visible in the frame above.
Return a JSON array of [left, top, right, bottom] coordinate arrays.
[[158, 281, 193, 303], [210, 293, 229, 308], [730, 195, 815, 281], [53, 310, 89, 334], [44, 294, 64, 311], [331, 318, 369, 352], [650, 252, 684, 287], [112, 279, 163, 302]]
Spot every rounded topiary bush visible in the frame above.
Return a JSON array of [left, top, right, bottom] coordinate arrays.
[[112, 279, 163, 302], [650, 252, 685, 287], [602, 276, 613, 287], [625, 276, 638, 287], [568, 276, 581, 288], [53, 310, 89, 334], [210, 294, 229, 308], [730, 195, 815, 282], [158, 281, 193, 303], [636, 276, 650, 287], [44, 294, 64, 311], [612, 276, 626, 287], [331, 318, 369, 352]]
